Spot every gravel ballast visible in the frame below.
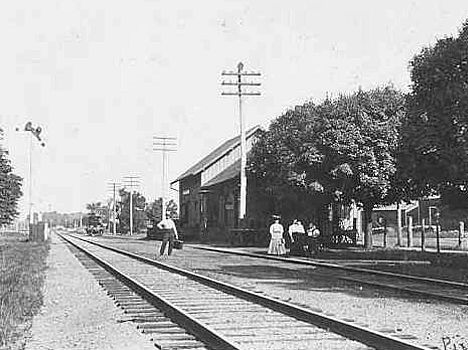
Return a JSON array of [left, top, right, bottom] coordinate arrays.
[[89, 235, 468, 349], [24, 233, 154, 350]]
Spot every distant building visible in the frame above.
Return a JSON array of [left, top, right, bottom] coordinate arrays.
[[171, 126, 262, 238], [373, 201, 419, 228], [372, 196, 440, 229]]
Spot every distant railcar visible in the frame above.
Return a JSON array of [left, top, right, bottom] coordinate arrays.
[[84, 213, 104, 236]]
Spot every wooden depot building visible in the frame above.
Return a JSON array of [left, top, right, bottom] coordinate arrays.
[[171, 126, 263, 241]]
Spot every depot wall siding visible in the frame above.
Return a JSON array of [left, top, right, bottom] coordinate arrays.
[[179, 174, 201, 230], [175, 128, 262, 238], [201, 137, 255, 186]]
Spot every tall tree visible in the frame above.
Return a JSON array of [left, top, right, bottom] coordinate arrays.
[[86, 202, 103, 214], [85, 201, 109, 226], [401, 20, 468, 207], [249, 86, 406, 248], [146, 198, 178, 223], [248, 102, 329, 222], [0, 151, 22, 227], [117, 189, 147, 233], [328, 88, 406, 247]]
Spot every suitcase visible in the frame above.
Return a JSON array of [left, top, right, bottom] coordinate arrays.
[[174, 239, 183, 250]]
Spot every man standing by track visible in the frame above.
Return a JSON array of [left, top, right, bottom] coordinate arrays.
[[157, 213, 179, 258]]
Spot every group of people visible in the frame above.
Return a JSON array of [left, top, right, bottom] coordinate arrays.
[[267, 216, 321, 256], [156, 212, 321, 259]]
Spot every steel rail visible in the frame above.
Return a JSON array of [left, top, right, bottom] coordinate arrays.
[[338, 275, 468, 304], [193, 246, 468, 305], [59, 233, 239, 350], [193, 246, 468, 290], [65, 233, 432, 350]]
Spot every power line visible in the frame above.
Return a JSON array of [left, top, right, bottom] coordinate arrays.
[[123, 176, 141, 235], [221, 62, 261, 224], [153, 136, 177, 220], [122, 176, 140, 189]]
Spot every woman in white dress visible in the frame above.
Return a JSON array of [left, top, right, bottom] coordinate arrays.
[[268, 217, 286, 255]]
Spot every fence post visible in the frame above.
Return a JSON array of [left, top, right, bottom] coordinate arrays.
[[459, 221, 464, 248], [407, 216, 413, 247], [383, 218, 387, 248], [397, 202, 402, 246], [435, 212, 441, 254], [421, 218, 425, 252]]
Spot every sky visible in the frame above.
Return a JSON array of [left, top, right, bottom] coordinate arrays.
[[0, 0, 467, 217]]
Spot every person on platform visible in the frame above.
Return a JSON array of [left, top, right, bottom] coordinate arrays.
[[288, 219, 306, 254], [157, 214, 179, 258], [289, 219, 306, 240], [268, 216, 286, 256], [306, 222, 321, 256]]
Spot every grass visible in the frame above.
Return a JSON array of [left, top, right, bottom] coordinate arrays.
[[0, 232, 49, 347]]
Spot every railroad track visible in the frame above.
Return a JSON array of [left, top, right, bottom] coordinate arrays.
[[67, 244, 211, 349], [194, 246, 468, 305], [59, 232, 434, 350]]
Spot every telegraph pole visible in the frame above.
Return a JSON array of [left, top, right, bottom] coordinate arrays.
[[221, 62, 261, 224], [153, 137, 177, 220], [123, 176, 140, 235], [107, 181, 121, 235]]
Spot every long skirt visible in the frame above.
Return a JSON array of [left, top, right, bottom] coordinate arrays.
[[268, 238, 286, 255]]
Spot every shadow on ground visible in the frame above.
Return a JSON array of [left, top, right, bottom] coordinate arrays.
[[209, 263, 442, 304]]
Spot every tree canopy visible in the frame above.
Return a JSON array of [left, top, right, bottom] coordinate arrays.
[[86, 201, 106, 214], [401, 20, 468, 207], [0, 151, 22, 227], [118, 189, 147, 233], [145, 198, 178, 223], [248, 86, 406, 247]]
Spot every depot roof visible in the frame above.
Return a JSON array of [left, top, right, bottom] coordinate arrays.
[[201, 159, 241, 188], [171, 125, 261, 184]]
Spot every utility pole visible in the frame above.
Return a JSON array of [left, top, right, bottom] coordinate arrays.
[[107, 181, 121, 235], [222, 62, 261, 224], [153, 137, 177, 220], [123, 176, 140, 235]]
